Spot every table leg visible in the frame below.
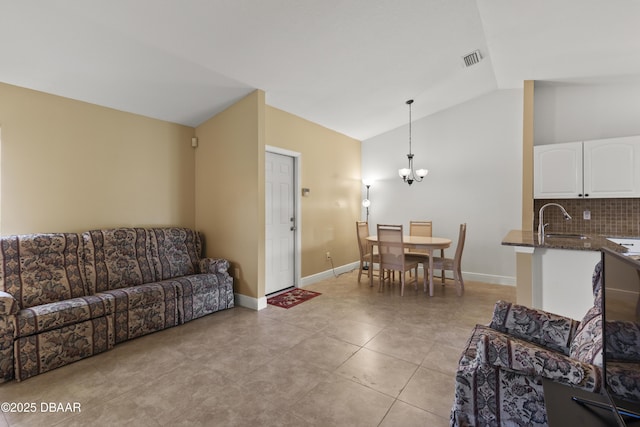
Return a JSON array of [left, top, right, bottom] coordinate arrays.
[[369, 242, 374, 288], [428, 249, 434, 297]]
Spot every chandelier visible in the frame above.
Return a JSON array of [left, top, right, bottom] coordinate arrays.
[[398, 99, 428, 185]]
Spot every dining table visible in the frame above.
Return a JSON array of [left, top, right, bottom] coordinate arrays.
[[366, 235, 452, 296]]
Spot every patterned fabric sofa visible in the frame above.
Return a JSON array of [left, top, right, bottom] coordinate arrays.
[[0, 227, 234, 382], [450, 261, 640, 426]]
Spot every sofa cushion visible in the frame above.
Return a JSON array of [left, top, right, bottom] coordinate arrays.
[[15, 295, 113, 337], [98, 282, 178, 343], [0, 233, 87, 309], [83, 228, 156, 293], [490, 300, 579, 355], [150, 228, 202, 281]]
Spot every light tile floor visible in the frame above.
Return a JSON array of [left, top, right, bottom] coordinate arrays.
[[0, 270, 515, 427]]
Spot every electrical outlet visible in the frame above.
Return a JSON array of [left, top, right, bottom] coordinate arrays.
[[326, 251, 331, 260], [583, 210, 591, 220]]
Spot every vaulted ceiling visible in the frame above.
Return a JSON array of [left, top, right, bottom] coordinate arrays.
[[1, 0, 639, 140]]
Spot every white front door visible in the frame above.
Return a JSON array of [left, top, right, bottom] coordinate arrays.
[[265, 151, 296, 295]]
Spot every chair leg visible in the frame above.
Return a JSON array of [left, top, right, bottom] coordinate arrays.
[[455, 268, 464, 296], [400, 271, 405, 296], [358, 261, 363, 282]]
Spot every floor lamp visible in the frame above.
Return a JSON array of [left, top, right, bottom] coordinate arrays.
[[362, 180, 372, 269]]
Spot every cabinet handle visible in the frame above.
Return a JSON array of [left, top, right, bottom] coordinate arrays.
[[584, 194, 589, 197]]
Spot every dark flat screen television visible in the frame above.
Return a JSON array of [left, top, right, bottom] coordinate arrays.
[[583, 248, 640, 425]]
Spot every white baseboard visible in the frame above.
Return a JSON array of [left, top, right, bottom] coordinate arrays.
[[234, 293, 267, 311], [299, 262, 359, 287], [461, 271, 515, 286]]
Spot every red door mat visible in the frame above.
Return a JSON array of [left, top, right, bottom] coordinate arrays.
[[267, 289, 322, 309]]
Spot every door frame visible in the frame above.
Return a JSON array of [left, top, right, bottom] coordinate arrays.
[[265, 145, 301, 292]]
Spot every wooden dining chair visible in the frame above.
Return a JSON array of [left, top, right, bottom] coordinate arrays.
[[376, 224, 419, 296], [406, 220, 445, 282], [431, 223, 467, 296], [355, 221, 379, 283], [406, 220, 432, 257]]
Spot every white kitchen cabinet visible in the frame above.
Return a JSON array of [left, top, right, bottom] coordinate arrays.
[[584, 135, 640, 198], [534, 142, 583, 198], [534, 135, 640, 198]]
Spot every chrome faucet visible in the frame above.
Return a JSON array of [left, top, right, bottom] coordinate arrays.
[[538, 203, 572, 243]]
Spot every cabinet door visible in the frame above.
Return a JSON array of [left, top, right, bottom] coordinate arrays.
[[584, 135, 640, 198], [534, 142, 583, 198]]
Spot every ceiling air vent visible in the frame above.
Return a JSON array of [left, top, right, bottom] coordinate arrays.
[[462, 50, 482, 67]]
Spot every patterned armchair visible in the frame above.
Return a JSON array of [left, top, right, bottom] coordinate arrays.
[[451, 261, 640, 426]]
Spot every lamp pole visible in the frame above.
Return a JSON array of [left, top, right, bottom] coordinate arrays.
[[362, 180, 372, 270]]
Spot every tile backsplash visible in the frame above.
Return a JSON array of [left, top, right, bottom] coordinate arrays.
[[533, 198, 640, 237]]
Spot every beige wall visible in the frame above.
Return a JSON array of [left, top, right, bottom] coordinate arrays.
[[0, 83, 361, 304], [0, 83, 196, 234], [194, 95, 361, 301], [266, 106, 361, 277], [195, 91, 266, 299]]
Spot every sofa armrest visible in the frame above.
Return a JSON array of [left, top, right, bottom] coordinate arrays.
[[490, 300, 579, 355], [0, 291, 18, 316], [475, 326, 600, 390], [199, 258, 230, 275]]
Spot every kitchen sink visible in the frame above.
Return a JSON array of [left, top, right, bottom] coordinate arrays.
[[545, 233, 589, 240]]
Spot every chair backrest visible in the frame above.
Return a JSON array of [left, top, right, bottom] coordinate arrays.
[[409, 220, 432, 237], [409, 220, 432, 254], [356, 221, 370, 258], [377, 224, 404, 269], [453, 223, 467, 269]]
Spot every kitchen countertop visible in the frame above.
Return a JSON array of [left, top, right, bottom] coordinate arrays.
[[502, 230, 627, 253]]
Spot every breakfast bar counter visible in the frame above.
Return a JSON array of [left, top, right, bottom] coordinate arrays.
[[501, 229, 626, 253], [502, 230, 627, 320]]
